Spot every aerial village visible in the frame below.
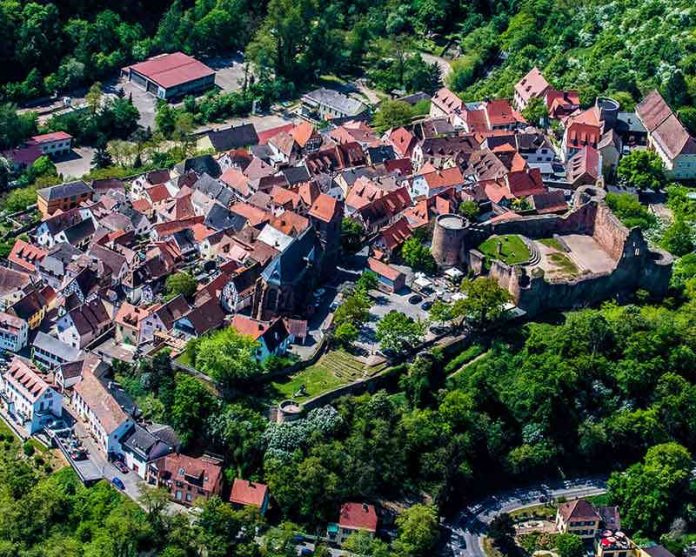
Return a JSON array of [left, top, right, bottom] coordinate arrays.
[[0, 51, 693, 554]]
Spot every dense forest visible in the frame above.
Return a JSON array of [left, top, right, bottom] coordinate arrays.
[[2, 0, 693, 115]]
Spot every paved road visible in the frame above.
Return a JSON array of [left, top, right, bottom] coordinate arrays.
[[443, 476, 608, 557]]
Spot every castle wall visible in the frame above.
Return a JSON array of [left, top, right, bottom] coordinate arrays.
[[456, 194, 673, 317]]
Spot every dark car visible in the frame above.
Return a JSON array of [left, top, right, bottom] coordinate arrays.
[[300, 549, 314, 556], [70, 450, 87, 461], [421, 300, 433, 311], [408, 294, 423, 304], [114, 461, 129, 474], [111, 477, 125, 490]]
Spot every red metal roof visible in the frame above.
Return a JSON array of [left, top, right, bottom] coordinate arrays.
[[339, 502, 378, 532], [128, 52, 214, 89]]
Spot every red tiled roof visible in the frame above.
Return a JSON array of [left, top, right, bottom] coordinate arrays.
[[420, 166, 464, 190], [636, 90, 674, 132], [5, 357, 49, 402], [257, 123, 295, 145], [145, 183, 172, 204], [127, 52, 214, 89], [485, 99, 524, 127], [220, 167, 250, 197], [308, 193, 340, 223], [290, 121, 317, 148], [388, 127, 415, 157], [339, 502, 378, 532], [229, 479, 269, 508], [515, 67, 550, 105], [31, 131, 72, 143], [230, 203, 271, 227], [367, 257, 404, 282], [558, 499, 600, 522], [432, 87, 464, 115], [230, 314, 269, 340], [131, 198, 153, 214], [8, 239, 47, 273], [378, 216, 412, 251]]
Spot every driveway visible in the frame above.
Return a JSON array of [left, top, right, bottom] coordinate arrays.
[[443, 476, 608, 557], [54, 147, 95, 179], [113, 79, 158, 129]]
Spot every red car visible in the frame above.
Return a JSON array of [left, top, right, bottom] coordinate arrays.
[[113, 461, 129, 474]]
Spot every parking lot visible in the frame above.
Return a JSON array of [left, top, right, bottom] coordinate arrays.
[[354, 270, 463, 357]]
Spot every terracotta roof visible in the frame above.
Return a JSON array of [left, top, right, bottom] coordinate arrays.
[[388, 127, 416, 157], [269, 211, 310, 236], [5, 357, 50, 402], [558, 499, 600, 522], [652, 113, 696, 159], [131, 198, 153, 214], [74, 372, 129, 433], [230, 203, 271, 227], [32, 131, 72, 143], [230, 314, 270, 340], [338, 502, 378, 532], [567, 146, 600, 185], [636, 90, 674, 132], [432, 87, 464, 115], [485, 99, 524, 127], [115, 302, 151, 329], [565, 122, 602, 149], [145, 183, 172, 204], [220, 167, 250, 197], [515, 67, 550, 105], [420, 166, 464, 190], [290, 121, 317, 148], [531, 190, 568, 214], [367, 257, 404, 282], [230, 478, 269, 508], [378, 216, 412, 251], [156, 453, 222, 493], [8, 239, 47, 273], [308, 193, 340, 223], [257, 123, 296, 144], [126, 52, 214, 89]]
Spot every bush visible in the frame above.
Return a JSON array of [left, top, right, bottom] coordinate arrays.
[[444, 344, 486, 374], [22, 442, 35, 457], [606, 193, 656, 230]]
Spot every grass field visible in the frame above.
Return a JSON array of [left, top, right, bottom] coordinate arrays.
[[548, 252, 579, 276], [539, 237, 564, 251], [478, 235, 531, 266]]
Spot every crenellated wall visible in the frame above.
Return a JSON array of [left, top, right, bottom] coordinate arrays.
[[452, 188, 673, 317]]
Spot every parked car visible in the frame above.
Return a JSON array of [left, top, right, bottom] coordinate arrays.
[[70, 450, 87, 461], [421, 300, 433, 311], [300, 549, 313, 556], [111, 477, 125, 490], [408, 294, 423, 304], [114, 461, 129, 474]]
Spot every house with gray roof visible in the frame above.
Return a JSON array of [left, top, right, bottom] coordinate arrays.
[[301, 87, 369, 122], [121, 423, 179, 478], [32, 331, 83, 369]]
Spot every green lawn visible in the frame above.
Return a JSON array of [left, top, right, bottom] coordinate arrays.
[[271, 360, 350, 402], [539, 237, 564, 251], [548, 253, 579, 276], [478, 235, 531, 266]]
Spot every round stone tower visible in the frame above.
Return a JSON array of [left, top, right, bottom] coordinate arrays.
[[596, 97, 620, 130], [432, 214, 466, 268]]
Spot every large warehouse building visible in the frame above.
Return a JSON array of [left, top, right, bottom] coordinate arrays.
[[122, 52, 216, 101]]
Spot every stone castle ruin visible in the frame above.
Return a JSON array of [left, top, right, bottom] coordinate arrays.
[[432, 187, 673, 316]]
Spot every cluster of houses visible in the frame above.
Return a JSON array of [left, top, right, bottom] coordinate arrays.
[[0, 60, 693, 524], [555, 499, 676, 557]]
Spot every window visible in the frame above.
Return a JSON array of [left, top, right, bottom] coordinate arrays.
[[185, 493, 192, 502], [175, 490, 182, 500]]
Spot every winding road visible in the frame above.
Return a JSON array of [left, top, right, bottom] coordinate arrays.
[[442, 476, 608, 557]]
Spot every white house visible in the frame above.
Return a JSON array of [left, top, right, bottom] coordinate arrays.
[[120, 423, 178, 479], [56, 299, 111, 349], [0, 312, 28, 353], [410, 166, 465, 199], [72, 372, 134, 456], [0, 357, 62, 435]]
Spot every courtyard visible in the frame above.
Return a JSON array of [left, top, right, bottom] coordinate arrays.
[[530, 234, 617, 280]]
